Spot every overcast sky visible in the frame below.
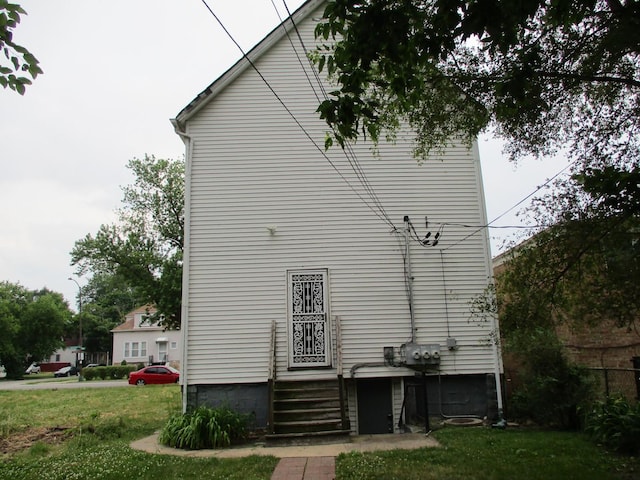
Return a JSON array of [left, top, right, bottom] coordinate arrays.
[[1, 0, 570, 309]]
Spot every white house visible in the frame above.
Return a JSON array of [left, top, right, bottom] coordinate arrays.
[[171, 0, 502, 437], [111, 306, 181, 368]]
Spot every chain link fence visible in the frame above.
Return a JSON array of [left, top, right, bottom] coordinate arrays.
[[587, 367, 640, 401]]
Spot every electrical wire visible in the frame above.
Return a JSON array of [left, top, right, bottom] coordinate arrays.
[[199, 0, 396, 229], [442, 159, 576, 251], [274, 0, 396, 230]]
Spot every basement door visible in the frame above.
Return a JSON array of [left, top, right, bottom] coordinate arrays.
[[287, 269, 331, 368]]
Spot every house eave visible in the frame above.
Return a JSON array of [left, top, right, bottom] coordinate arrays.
[[173, 0, 325, 128]]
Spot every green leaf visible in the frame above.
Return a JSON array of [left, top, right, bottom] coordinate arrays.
[[324, 135, 333, 150]]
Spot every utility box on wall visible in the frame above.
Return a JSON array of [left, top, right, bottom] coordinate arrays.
[[404, 343, 441, 367]]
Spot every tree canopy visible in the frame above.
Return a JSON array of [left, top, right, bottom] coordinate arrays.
[[0, 281, 71, 378], [313, 1, 640, 338], [496, 167, 640, 338], [0, 2, 42, 94], [71, 155, 184, 330], [69, 273, 146, 354], [313, 0, 639, 169]]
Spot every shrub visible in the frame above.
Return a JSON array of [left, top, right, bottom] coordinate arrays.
[[108, 365, 136, 379], [584, 395, 640, 455], [507, 329, 595, 429], [159, 405, 250, 450], [79, 365, 135, 380]]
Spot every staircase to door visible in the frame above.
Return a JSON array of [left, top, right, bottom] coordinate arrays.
[[266, 379, 350, 445]]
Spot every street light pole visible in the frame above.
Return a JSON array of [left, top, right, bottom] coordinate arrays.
[[68, 277, 83, 381]]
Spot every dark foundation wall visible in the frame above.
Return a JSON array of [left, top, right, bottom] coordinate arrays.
[[187, 383, 270, 430], [186, 373, 500, 435], [401, 373, 499, 426]]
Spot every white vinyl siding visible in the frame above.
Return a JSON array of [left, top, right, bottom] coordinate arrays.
[[179, 3, 497, 385]]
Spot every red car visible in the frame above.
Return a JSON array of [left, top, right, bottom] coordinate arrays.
[[128, 365, 180, 385]]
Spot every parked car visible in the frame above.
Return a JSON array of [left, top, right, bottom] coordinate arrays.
[[25, 363, 41, 374], [53, 366, 78, 377], [128, 365, 179, 386], [0, 365, 6, 379]]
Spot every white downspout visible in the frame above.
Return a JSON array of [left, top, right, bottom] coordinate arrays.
[[172, 119, 192, 414]]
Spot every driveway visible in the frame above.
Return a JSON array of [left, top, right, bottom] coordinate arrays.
[[0, 378, 129, 390]]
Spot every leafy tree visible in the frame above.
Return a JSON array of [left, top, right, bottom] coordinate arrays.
[[0, 2, 42, 94], [313, 0, 639, 171], [496, 167, 640, 337], [0, 281, 71, 378], [315, 0, 640, 340], [68, 273, 145, 354], [71, 155, 184, 330]]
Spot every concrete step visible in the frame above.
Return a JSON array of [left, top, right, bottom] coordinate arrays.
[[265, 429, 352, 447]]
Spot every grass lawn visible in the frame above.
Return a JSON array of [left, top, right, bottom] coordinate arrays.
[[337, 427, 639, 480], [0, 385, 637, 479], [0, 385, 278, 480]]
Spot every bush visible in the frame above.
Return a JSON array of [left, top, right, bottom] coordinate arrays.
[[507, 329, 595, 429], [158, 405, 250, 450], [80, 365, 136, 381], [584, 395, 640, 455]]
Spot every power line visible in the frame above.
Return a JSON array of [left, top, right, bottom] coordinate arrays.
[[442, 160, 576, 251], [200, 0, 397, 230], [274, 0, 396, 229]]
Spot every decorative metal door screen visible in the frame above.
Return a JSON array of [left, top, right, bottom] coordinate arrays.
[[288, 270, 331, 367]]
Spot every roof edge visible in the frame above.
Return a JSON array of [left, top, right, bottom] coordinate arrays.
[[172, 0, 325, 129]]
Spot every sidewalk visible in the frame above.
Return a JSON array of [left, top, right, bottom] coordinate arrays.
[[130, 432, 439, 459]]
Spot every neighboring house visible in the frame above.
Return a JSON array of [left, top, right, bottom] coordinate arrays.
[[171, 0, 501, 436], [494, 246, 640, 400], [111, 306, 181, 368], [40, 339, 83, 372]]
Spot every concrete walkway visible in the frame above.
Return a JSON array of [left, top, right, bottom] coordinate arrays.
[[130, 432, 438, 459], [270, 456, 335, 480], [130, 432, 439, 479]]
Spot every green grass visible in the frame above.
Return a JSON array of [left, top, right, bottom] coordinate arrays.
[[0, 385, 278, 480], [336, 427, 639, 480], [0, 384, 178, 438], [1, 386, 637, 479]]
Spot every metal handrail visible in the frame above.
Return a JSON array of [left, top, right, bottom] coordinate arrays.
[[267, 320, 276, 434], [335, 316, 350, 430]]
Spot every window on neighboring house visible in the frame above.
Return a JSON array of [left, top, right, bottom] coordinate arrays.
[[170, 341, 177, 350], [55, 354, 60, 362], [124, 341, 147, 358]]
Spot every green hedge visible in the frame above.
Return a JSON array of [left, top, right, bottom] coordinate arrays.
[[81, 365, 137, 381]]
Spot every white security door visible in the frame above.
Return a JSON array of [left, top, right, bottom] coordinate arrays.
[[287, 270, 331, 368]]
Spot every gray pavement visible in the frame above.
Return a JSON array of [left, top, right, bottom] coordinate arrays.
[[130, 432, 439, 459], [0, 378, 129, 390]]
